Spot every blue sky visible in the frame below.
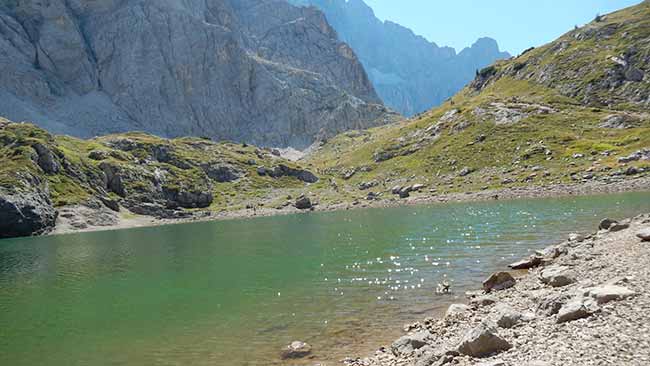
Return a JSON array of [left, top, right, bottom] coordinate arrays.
[[363, 0, 643, 55]]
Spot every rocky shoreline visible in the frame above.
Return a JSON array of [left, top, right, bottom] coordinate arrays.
[[340, 213, 650, 366], [52, 175, 650, 237]]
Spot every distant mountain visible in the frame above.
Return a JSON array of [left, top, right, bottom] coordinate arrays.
[[0, 0, 398, 148], [288, 0, 511, 116]]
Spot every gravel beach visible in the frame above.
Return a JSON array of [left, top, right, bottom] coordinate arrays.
[[342, 213, 650, 366]]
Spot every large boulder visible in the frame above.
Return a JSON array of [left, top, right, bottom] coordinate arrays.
[[491, 303, 523, 329], [0, 181, 58, 238], [584, 285, 636, 304], [540, 266, 576, 288], [32, 143, 60, 174], [483, 272, 516, 293], [267, 165, 319, 183], [457, 321, 512, 357], [391, 330, 431, 356]]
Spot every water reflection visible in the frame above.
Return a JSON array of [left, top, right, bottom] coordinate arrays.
[[0, 192, 649, 366]]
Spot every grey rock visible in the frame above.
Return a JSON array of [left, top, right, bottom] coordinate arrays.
[[201, 164, 241, 183], [483, 272, 516, 293], [470, 295, 498, 308], [508, 255, 543, 270], [600, 114, 634, 129], [295, 195, 312, 210], [556, 298, 594, 323], [540, 266, 576, 287], [99, 196, 120, 212], [609, 222, 630, 232], [358, 181, 378, 190], [457, 321, 512, 357], [445, 304, 471, 318], [585, 285, 636, 304], [164, 189, 213, 209], [88, 150, 109, 161], [32, 143, 60, 174], [491, 303, 523, 328], [267, 165, 319, 183], [459, 167, 474, 177], [0, 0, 398, 148], [391, 330, 431, 356], [618, 149, 650, 163], [100, 162, 127, 197], [0, 178, 58, 238], [625, 166, 640, 175], [637, 228, 650, 241], [475, 361, 506, 366], [537, 293, 573, 316], [599, 218, 618, 230], [281, 341, 312, 359]]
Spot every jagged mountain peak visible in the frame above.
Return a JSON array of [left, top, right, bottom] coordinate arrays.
[[0, 0, 398, 148], [288, 0, 511, 116]]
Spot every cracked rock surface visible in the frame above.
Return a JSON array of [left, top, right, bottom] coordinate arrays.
[[0, 0, 398, 148]]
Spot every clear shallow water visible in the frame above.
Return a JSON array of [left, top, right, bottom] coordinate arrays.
[[1, 192, 650, 366]]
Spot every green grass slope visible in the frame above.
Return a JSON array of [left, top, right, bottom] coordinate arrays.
[[0, 117, 326, 215], [306, 3, 650, 196]]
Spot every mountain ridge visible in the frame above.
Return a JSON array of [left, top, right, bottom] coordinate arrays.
[[288, 0, 511, 116], [0, 0, 398, 148]]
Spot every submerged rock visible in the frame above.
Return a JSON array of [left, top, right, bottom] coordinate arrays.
[[281, 341, 312, 359]]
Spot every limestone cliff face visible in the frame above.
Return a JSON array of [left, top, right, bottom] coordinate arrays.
[[0, 0, 398, 148], [289, 0, 511, 117]]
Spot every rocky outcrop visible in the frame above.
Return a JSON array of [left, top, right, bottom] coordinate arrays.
[[257, 165, 319, 183], [0, 0, 398, 148], [468, 2, 650, 110], [0, 175, 57, 238], [0, 122, 324, 238], [289, 0, 510, 116]]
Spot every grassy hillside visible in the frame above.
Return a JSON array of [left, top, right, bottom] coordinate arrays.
[[0, 117, 329, 216], [305, 3, 650, 196]]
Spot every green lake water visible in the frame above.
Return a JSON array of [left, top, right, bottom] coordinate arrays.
[[1, 192, 650, 365]]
